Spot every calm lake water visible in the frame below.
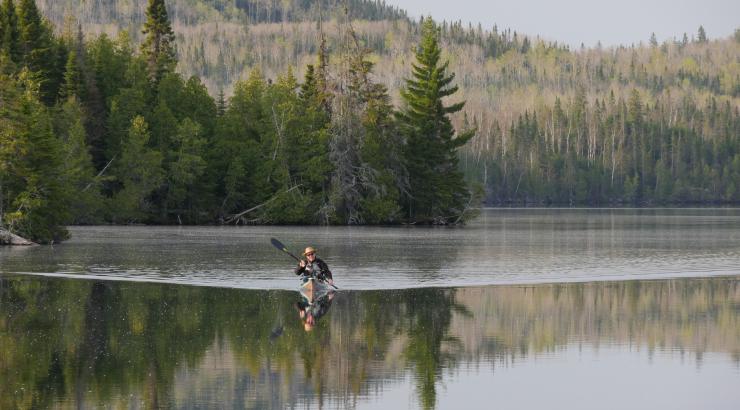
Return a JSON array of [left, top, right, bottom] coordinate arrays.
[[1, 209, 739, 409]]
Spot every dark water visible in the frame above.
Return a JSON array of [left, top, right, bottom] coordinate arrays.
[[0, 209, 739, 409], [0, 276, 738, 409]]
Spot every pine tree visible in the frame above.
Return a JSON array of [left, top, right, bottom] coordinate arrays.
[[16, 0, 64, 105], [55, 97, 102, 223], [396, 17, 474, 223], [0, 0, 20, 63], [216, 88, 226, 116], [165, 118, 206, 223], [0, 69, 70, 242], [111, 116, 164, 223], [59, 49, 81, 100], [209, 69, 266, 217], [296, 63, 332, 220], [324, 15, 406, 224], [649, 33, 658, 48], [141, 0, 176, 85], [697, 25, 707, 43]]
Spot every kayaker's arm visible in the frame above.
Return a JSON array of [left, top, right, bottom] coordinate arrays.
[[294, 260, 307, 275], [317, 259, 333, 281]]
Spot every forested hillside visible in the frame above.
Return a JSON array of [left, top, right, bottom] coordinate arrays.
[[35, 0, 740, 206], [1, 0, 739, 242], [1, 0, 473, 243]]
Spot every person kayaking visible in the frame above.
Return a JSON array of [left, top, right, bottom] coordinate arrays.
[[294, 246, 334, 285]]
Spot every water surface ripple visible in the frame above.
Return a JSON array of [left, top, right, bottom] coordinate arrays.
[[1, 208, 738, 289]]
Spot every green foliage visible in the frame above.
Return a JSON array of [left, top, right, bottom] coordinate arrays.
[[165, 118, 207, 222], [476, 97, 740, 206], [59, 49, 81, 100], [53, 97, 104, 223], [397, 17, 473, 224], [141, 0, 176, 84], [0, 0, 21, 63], [109, 116, 164, 223], [210, 69, 268, 218], [0, 69, 70, 242], [2, 0, 737, 242], [0, 275, 736, 408], [16, 0, 62, 104]]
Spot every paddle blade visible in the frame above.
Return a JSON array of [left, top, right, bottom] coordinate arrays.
[[270, 237, 288, 252]]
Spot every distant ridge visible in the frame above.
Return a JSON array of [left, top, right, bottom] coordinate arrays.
[[35, 0, 740, 206]]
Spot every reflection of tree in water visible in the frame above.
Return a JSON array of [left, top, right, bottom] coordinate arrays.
[[403, 288, 460, 410], [0, 276, 737, 409]]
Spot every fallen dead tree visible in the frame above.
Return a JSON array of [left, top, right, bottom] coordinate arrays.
[[0, 228, 37, 246], [225, 185, 303, 225]]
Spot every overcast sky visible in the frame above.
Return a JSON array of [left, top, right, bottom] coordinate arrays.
[[385, 0, 739, 47]]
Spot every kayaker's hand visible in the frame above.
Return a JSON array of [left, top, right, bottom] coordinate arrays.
[[299, 260, 306, 268]]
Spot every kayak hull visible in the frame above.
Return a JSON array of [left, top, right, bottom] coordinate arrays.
[[300, 277, 331, 303]]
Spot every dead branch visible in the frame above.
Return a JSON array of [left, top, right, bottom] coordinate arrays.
[[0, 228, 37, 246], [225, 184, 302, 224], [83, 155, 116, 192]]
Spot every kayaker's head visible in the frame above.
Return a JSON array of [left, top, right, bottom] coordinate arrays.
[[303, 246, 316, 262], [304, 312, 315, 331]]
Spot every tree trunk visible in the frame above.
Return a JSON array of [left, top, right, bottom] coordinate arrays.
[[0, 228, 37, 246]]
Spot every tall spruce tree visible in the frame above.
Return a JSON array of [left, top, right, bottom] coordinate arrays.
[[697, 25, 707, 43], [0, 70, 70, 242], [0, 0, 20, 63], [59, 49, 81, 100], [141, 0, 176, 85], [397, 17, 474, 223], [17, 0, 62, 104], [111, 116, 164, 223]]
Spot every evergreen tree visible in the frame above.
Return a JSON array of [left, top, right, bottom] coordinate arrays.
[[165, 118, 207, 223], [396, 17, 474, 223], [216, 88, 226, 116], [209, 69, 267, 218], [54, 97, 102, 223], [110, 116, 164, 223], [295, 63, 332, 221], [697, 25, 707, 43], [356, 63, 406, 223], [0, 69, 70, 242], [319, 15, 407, 224], [649, 33, 658, 48], [59, 49, 81, 100], [181, 76, 217, 137], [141, 0, 176, 85], [17, 0, 59, 103], [0, 0, 20, 63]]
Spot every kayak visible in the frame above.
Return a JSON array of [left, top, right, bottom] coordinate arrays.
[[300, 277, 332, 303]]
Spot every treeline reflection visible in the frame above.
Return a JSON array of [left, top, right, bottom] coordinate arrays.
[[0, 276, 737, 409]]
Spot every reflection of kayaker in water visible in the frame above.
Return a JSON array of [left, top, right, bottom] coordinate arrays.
[[294, 246, 334, 286], [295, 290, 335, 331]]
